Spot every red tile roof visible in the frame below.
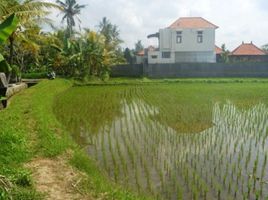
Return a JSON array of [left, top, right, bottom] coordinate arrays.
[[231, 42, 266, 56], [136, 50, 144, 56], [215, 45, 223, 54], [169, 17, 218, 29], [136, 46, 156, 56]]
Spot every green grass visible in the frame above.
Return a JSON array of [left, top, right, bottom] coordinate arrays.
[[0, 79, 149, 200], [74, 77, 268, 86]]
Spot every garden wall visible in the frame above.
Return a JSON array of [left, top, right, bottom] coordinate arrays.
[[111, 62, 268, 78], [146, 62, 268, 78], [110, 64, 143, 77]]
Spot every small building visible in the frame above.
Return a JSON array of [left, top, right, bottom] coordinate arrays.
[[230, 42, 267, 62], [136, 50, 145, 64], [215, 45, 223, 55], [147, 17, 218, 64], [135, 46, 156, 64], [215, 45, 223, 62]]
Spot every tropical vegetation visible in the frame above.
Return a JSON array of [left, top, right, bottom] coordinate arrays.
[[0, 0, 126, 83], [1, 1, 268, 200], [56, 0, 86, 38]]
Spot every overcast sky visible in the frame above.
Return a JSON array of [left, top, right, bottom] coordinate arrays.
[[45, 0, 268, 51]]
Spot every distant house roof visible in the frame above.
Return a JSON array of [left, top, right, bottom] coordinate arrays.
[[169, 17, 219, 29], [136, 46, 156, 56], [231, 42, 266, 56], [215, 45, 223, 54], [136, 50, 144, 56]]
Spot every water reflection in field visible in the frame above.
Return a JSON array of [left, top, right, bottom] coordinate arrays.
[[80, 100, 268, 200]]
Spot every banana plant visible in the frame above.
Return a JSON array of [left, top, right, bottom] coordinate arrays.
[[0, 13, 19, 75]]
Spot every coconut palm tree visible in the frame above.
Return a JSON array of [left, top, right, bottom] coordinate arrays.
[[0, 0, 60, 81], [56, 0, 86, 38], [98, 17, 122, 52], [0, 0, 59, 25]]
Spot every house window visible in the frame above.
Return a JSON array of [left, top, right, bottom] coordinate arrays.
[[151, 55, 157, 59], [176, 31, 182, 43], [197, 31, 203, 43], [162, 52, 171, 58]]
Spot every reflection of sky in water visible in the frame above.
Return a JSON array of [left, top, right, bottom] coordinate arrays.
[[83, 100, 268, 200]]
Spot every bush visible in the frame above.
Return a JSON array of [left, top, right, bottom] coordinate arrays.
[[13, 170, 32, 187], [21, 72, 47, 79], [0, 168, 32, 188]]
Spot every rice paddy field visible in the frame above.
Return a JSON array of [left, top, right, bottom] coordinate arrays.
[[54, 81, 268, 200]]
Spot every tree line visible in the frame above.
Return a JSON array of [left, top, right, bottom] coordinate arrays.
[[0, 0, 144, 82]]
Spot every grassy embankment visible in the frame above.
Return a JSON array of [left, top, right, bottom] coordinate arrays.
[[0, 79, 149, 200]]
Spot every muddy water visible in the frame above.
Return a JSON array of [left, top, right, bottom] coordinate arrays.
[[72, 99, 268, 200]]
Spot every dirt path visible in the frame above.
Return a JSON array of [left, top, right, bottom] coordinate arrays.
[[26, 155, 92, 200]]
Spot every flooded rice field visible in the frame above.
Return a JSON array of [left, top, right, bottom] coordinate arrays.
[[54, 84, 268, 199]]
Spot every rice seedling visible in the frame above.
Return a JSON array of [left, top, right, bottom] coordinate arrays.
[[54, 82, 268, 199]]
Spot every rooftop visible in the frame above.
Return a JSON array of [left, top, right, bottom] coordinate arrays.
[[231, 42, 266, 56], [215, 45, 223, 54], [169, 17, 219, 29], [136, 50, 145, 56]]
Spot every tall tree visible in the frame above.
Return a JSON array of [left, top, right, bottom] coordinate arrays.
[[56, 0, 86, 38], [98, 17, 122, 50], [135, 40, 144, 53], [261, 44, 268, 52], [124, 48, 134, 64], [98, 17, 125, 65], [0, 0, 59, 81], [220, 44, 230, 63]]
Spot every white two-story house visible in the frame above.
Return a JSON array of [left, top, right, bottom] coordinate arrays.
[[147, 17, 218, 64]]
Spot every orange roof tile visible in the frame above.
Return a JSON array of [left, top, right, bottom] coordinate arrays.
[[215, 45, 223, 54], [136, 49, 145, 56], [231, 42, 266, 56], [169, 17, 218, 29]]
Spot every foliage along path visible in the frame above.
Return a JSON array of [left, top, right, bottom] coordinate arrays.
[[0, 79, 88, 199]]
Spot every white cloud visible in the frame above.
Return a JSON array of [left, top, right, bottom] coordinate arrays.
[[45, 0, 268, 51]]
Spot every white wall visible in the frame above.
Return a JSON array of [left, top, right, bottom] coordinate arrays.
[[136, 55, 143, 64], [159, 28, 215, 52], [148, 51, 175, 64], [148, 27, 216, 64], [160, 29, 172, 50], [175, 52, 216, 63]]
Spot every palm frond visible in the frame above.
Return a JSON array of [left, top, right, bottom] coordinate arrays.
[[56, 0, 67, 8], [9, 2, 62, 13], [74, 4, 87, 10], [0, 2, 7, 15], [14, 10, 51, 24]]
